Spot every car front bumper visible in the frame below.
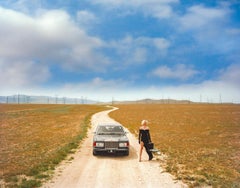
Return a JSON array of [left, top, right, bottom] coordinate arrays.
[[93, 143, 129, 155]]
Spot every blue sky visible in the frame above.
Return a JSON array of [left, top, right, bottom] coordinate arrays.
[[0, 0, 239, 102]]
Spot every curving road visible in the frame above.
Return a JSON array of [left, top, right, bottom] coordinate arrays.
[[42, 107, 187, 188]]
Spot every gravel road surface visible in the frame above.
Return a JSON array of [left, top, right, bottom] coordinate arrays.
[[42, 107, 187, 188]]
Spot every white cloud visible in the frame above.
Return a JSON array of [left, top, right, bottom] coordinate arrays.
[[132, 48, 148, 63], [2, 64, 239, 103], [152, 64, 199, 80], [61, 63, 240, 102], [0, 7, 108, 72], [2, 0, 44, 14], [52, 77, 131, 101], [57, 74, 240, 103], [0, 59, 50, 89], [63, 77, 128, 91], [219, 63, 240, 87], [147, 63, 240, 103], [144, 81, 240, 103], [143, 3, 173, 19], [109, 36, 170, 65], [179, 5, 228, 30], [226, 28, 240, 35], [76, 10, 98, 27], [177, 4, 239, 55], [153, 38, 171, 50], [91, 0, 179, 19], [91, 0, 179, 7]]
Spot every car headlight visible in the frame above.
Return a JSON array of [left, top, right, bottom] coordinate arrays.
[[95, 142, 104, 147], [119, 142, 128, 147]]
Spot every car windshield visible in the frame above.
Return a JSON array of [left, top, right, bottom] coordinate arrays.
[[97, 125, 125, 135]]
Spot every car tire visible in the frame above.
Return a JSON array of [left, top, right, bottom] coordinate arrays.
[[93, 150, 98, 156]]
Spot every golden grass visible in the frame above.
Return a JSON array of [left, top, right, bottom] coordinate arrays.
[[109, 104, 240, 187], [0, 104, 107, 187]]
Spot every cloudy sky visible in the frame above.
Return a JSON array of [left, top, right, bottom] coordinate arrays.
[[0, 0, 239, 102]]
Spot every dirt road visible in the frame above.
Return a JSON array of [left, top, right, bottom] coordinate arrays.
[[42, 107, 187, 188]]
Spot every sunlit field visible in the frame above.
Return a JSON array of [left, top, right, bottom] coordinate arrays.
[[0, 104, 107, 187], [109, 104, 240, 187]]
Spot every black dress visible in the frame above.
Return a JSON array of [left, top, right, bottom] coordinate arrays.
[[139, 129, 153, 160]]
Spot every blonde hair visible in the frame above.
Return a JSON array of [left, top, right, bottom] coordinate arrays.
[[141, 120, 148, 126]]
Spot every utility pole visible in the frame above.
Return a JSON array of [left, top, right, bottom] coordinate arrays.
[[27, 96, 30, 104], [219, 94, 222, 104], [18, 94, 20, 104], [55, 95, 58, 104]]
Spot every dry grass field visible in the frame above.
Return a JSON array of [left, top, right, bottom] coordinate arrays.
[[0, 104, 107, 187], [109, 104, 240, 187]]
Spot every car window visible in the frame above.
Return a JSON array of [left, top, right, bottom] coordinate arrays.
[[112, 126, 124, 133], [96, 125, 124, 135], [96, 126, 108, 134]]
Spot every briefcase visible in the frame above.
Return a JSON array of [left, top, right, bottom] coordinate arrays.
[[148, 142, 154, 149]]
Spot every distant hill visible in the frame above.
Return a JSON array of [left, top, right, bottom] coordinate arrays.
[[111, 98, 193, 104], [0, 95, 193, 105], [2, 95, 230, 105]]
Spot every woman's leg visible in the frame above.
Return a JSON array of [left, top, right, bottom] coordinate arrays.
[[139, 141, 144, 162]]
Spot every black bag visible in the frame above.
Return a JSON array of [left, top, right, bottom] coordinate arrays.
[[148, 142, 154, 149]]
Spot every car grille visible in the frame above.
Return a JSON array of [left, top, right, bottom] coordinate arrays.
[[105, 142, 118, 149]]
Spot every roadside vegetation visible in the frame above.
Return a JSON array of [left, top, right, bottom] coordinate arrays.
[[0, 104, 108, 188], [109, 104, 240, 187]]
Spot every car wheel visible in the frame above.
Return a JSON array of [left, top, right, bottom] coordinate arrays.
[[93, 150, 98, 156]]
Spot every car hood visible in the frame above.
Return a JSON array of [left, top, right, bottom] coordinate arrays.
[[94, 134, 128, 142]]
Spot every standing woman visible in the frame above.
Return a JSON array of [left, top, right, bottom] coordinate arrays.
[[138, 120, 153, 162]]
